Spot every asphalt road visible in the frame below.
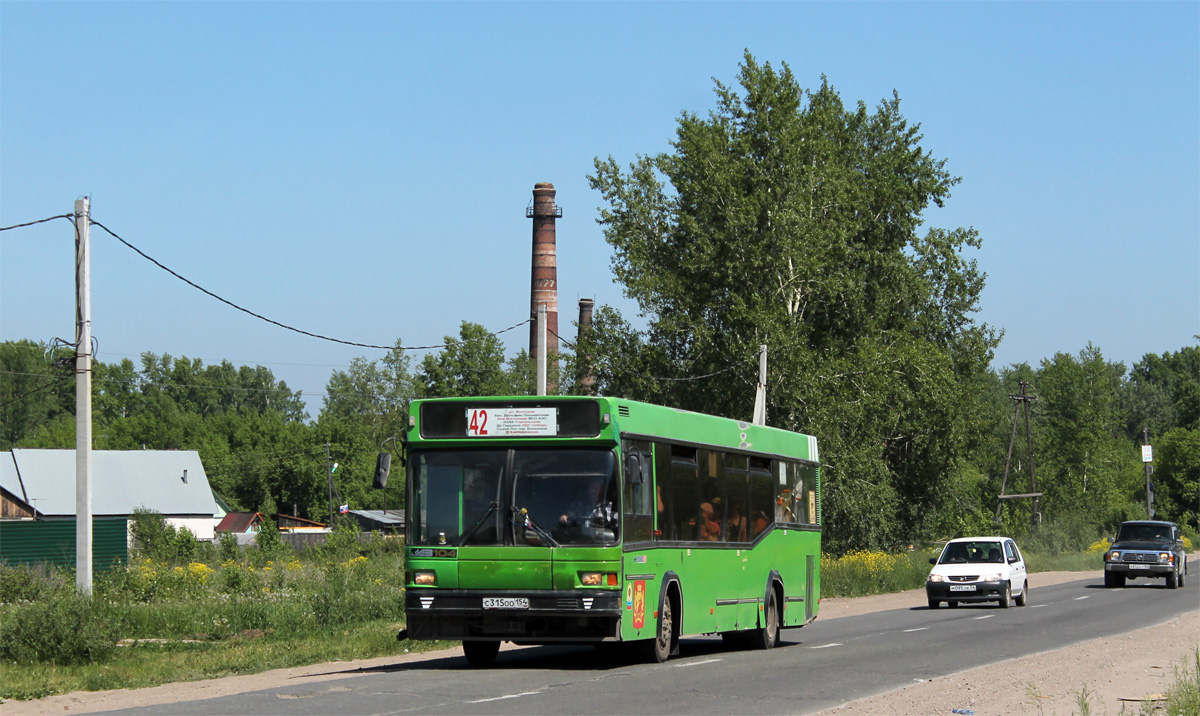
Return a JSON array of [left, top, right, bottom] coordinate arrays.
[[105, 574, 1197, 716]]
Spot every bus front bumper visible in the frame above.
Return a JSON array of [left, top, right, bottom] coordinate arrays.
[[404, 589, 623, 642]]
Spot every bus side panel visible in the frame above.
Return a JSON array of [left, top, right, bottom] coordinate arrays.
[[774, 529, 820, 627], [619, 547, 674, 642]]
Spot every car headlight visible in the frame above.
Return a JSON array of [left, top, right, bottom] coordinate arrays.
[[1159, 553, 1174, 564], [1106, 551, 1120, 561], [927, 574, 944, 583], [981, 573, 1001, 582]]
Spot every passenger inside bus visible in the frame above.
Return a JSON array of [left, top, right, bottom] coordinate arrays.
[[698, 501, 721, 541], [727, 500, 748, 542]]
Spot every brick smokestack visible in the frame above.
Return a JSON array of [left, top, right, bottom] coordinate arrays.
[[577, 298, 595, 395], [528, 183, 560, 389]]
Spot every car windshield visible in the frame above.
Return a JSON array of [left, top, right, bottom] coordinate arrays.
[[1116, 524, 1171, 542], [938, 541, 1005, 564]]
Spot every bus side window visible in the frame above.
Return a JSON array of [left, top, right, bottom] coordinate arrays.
[[700, 449, 726, 542], [671, 446, 700, 542], [748, 460, 774, 538], [654, 442, 675, 540], [805, 467, 819, 524], [622, 439, 654, 542]]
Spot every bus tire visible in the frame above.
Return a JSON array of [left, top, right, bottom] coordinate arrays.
[[642, 592, 675, 663], [462, 640, 500, 667], [754, 589, 780, 650]]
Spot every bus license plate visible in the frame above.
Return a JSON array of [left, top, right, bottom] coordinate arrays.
[[1130, 564, 1150, 570], [483, 597, 529, 609], [949, 585, 976, 592]]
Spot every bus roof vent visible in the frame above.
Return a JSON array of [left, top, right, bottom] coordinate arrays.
[[618, 405, 631, 418]]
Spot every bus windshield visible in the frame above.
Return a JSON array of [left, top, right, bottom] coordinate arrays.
[[410, 448, 618, 547]]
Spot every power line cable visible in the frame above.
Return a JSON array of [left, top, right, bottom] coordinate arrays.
[[87, 218, 531, 351], [0, 374, 72, 409], [0, 214, 74, 232]]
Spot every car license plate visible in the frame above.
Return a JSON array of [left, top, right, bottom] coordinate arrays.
[[483, 597, 529, 609], [949, 585, 976, 592], [1130, 564, 1150, 570]]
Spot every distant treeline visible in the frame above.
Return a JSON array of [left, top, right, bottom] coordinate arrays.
[[2, 336, 1195, 552]]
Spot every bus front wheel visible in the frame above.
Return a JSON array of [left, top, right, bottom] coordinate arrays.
[[755, 589, 780, 650], [462, 640, 500, 667], [642, 594, 675, 663]]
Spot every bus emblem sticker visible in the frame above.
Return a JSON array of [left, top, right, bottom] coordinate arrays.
[[632, 580, 646, 629], [625, 583, 634, 608]]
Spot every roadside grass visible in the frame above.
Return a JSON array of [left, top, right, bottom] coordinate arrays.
[[0, 621, 454, 701], [1163, 647, 1200, 716], [820, 545, 1108, 599], [0, 518, 445, 700]]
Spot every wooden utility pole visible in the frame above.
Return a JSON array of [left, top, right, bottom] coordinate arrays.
[[995, 381, 1042, 527]]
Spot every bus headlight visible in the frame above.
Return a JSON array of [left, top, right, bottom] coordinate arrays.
[[413, 571, 436, 586], [580, 572, 618, 586]]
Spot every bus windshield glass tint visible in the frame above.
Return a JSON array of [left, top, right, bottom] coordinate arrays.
[[409, 448, 618, 546]]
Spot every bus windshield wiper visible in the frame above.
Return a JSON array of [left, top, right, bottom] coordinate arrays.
[[515, 507, 559, 548], [458, 501, 499, 546]]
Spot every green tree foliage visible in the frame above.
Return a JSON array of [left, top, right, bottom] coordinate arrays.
[[1029, 345, 1139, 527], [415, 321, 517, 398], [0, 340, 73, 450], [321, 341, 415, 446], [1153, 427, 1199, 528], [1122, 346, 1200, 440], [585, 52, 999, 551]]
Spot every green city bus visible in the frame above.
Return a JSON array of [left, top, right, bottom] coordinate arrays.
[[399, 396, 821, 666]]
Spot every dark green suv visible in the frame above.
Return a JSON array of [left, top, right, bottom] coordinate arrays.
[[1103, 520, 1188, 589]]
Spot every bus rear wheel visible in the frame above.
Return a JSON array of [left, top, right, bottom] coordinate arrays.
[[754, 590, 780, 650], [462, 640, 500, 667]]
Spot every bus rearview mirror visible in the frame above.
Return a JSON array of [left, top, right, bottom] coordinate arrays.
[[374, 452, 391, 489]]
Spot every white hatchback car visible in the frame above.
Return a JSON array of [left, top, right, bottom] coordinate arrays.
[[926, 536, 1028, 609]]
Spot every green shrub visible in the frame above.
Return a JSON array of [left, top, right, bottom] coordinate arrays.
[[1165, 647, 1200, 716], [129, 507, 176, 561], [0, 590, 118, 665], [217, 532, 241, 563], [129, 508, 208, 564], [0, 563, 61, 604], [320, 519, 364, 561]]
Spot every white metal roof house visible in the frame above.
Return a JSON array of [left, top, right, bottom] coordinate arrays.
[[0, 449, 219, 541]]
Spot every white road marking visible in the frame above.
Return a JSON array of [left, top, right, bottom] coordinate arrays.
[[469, 691, 542, 703], [974, 615, 994, 620], [1075, 596, 1090, 601], [811, 643, 842, 649], [1031, 604, 1048, 608], [903, 627, 929, 633], [674, 658, 723, 668]]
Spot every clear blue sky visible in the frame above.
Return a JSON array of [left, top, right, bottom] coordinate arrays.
[[3, 2, 1197, 418]]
